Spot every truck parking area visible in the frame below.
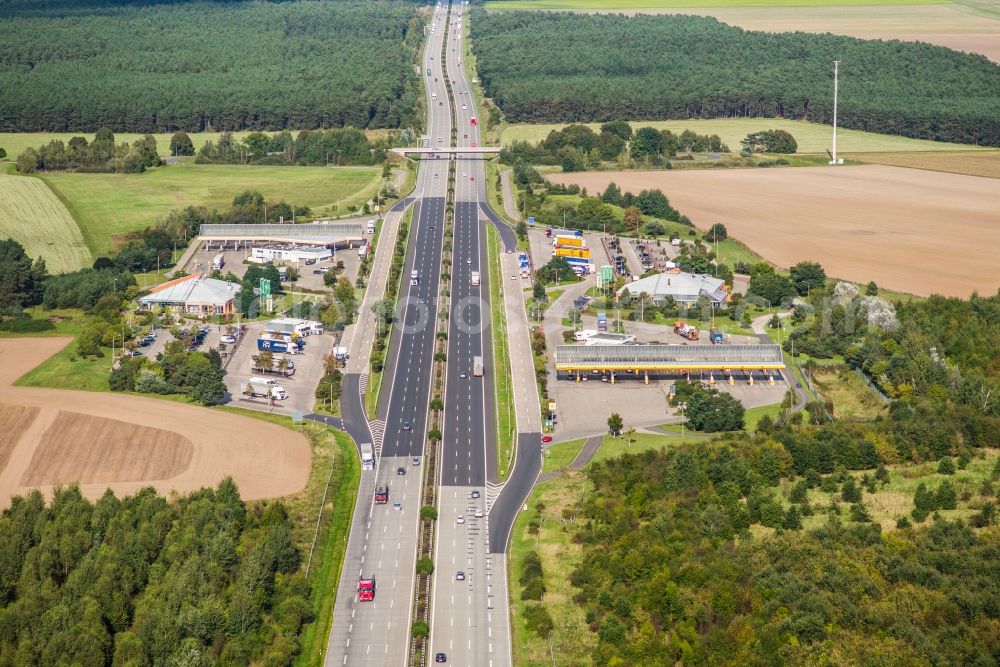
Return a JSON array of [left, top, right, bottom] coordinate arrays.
[[221, 321, 335, 417]]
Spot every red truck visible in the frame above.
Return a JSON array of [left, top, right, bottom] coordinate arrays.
[[375, 485, 389, 504], [358, 576, 376, 602]]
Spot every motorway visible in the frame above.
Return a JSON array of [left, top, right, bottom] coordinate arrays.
[[324, 3, 452, 664], [428, 4, 514, 666], [326, 2, 542, 664]]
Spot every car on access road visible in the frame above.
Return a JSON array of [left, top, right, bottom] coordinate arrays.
[[456, 571, 465, 581], [474, 508, 483, 518], [542, 435, 553, 443], [435, 654, 447, 663], [397, 466, 406, 475], [471, 490, 480, 499], [456, 515, 465, 524]]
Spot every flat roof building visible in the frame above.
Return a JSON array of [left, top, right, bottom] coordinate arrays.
[[249, 245, 333, 264], [617, 270, 728, 305], [138, 274, 238, 315]]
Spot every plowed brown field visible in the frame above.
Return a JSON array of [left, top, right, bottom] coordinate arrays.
[[0, 338, 310, 507], [548, 165, 1000, 297], [0, 405, 39, 473], [21, 412, 194, 486]]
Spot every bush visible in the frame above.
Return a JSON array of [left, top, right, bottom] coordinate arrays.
[[0, 316, 54, 333], [523, 604, 554, 638], [416, 557, 434, 575]]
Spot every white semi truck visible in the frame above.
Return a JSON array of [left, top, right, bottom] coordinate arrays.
[[241, 377, 288, 400], [360, 443, 375, 470]]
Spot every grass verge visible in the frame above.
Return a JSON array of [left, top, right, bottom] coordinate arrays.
[[590, 430, 710, 464], [487, 224, 516, 479], [509, 473, 595, 666], [366, 204, 415, 419], [541, 438, 586, 473], [743, 402, 783, 430]]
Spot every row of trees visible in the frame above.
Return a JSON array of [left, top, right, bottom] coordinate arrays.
[[0, 481, 308, 665], [500, 122, 728, 169], [0, 2, 422, 132], [16, 129, 161, 173], [472, 10, 1000, 146], [195, 128, 393, 166]]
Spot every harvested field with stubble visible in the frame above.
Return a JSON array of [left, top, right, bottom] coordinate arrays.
[[0, 337, 311, 507], [548, 165, 1000, 297], [0, 173, 91, 272], [851, 150, 1000, 179], [486, 1, 1000, 63]]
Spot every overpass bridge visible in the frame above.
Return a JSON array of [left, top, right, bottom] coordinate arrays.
[[390, 146, 501, 158]]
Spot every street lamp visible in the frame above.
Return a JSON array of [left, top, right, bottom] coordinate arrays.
[[678, 401, 687, 438]]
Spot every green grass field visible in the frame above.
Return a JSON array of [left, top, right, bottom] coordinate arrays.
[[39, 163, 383, 256], [542, 438, 587, 473], [15, 342, 115, 392], [488, 0, 947, 9], [508, 473, 596, 666], [501, 117, 986, 154], [0, 174, 91, 272]]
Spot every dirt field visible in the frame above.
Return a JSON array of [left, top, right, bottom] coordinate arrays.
[[548, 165, 1000, 297], [0, 337, 311, 507], [0, 405, 39, 474], [21, 412, 193, 486], [851, 150, 1000, 179]]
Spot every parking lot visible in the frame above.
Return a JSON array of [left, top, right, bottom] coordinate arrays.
[[220, 322, 334, 417], [547, 370, 786, 442], [181, 244, 364, 292]]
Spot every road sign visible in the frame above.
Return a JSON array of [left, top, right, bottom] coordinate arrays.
[[260, 278, 271, 297], [527, 216, 535, 224]]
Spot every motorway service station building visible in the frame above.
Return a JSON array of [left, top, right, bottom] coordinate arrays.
[[554, 343, 785, 384]]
